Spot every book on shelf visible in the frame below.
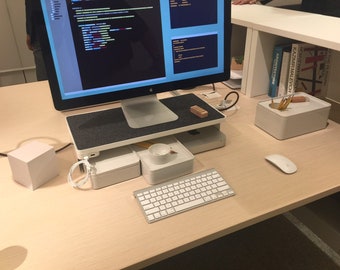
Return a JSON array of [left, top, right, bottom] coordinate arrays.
[[277, 50, 291, 97], [286, 42, 331, 96], [268, 44, 291, 97], [295, 45, 331, 97], [287, 42, 304, 95]]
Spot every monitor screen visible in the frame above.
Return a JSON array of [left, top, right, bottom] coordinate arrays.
[[40, 0, 231, 127]]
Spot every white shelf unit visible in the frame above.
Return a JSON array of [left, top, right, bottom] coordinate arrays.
[[231, 5, 340, 250], [231, 5, 340, 101]]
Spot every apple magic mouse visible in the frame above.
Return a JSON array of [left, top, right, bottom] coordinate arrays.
[[265, 154, 297, 174]]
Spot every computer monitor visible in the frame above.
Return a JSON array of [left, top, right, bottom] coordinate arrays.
[[40, 0, 230, 128]]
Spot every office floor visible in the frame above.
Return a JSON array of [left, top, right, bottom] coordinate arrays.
[[143, 198, 340, 270], [291, 193, 340, 255]]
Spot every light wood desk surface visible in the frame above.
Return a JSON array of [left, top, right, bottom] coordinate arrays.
[[1, 81, 340, 270]]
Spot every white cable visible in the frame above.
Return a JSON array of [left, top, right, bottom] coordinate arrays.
[[67, 156, 93, 188]]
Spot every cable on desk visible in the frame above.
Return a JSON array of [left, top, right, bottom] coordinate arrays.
[[67, 156, 93, 188], [0, 142, 73, 158], [216, 90, 240, 111], [55, 143, 73, 153]]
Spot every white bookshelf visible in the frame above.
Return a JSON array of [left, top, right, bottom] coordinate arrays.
[[231, 5, 340, 100]]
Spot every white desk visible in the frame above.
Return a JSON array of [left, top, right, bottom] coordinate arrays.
[[1, 81, 340, 269]]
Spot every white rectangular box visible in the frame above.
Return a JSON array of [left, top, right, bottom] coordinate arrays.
[[89, 147, 140, 189], [255, 92, 331, 140]]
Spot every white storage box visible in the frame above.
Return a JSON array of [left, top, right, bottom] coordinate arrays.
[[132, 136, 194, 185], [89, 147, 140, 189], [255, 92, 331, 140]]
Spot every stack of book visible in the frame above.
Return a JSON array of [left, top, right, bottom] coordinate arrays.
[[268, 42, 332, 98]]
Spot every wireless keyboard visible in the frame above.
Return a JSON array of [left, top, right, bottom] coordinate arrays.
[[134, 168, 235, 223]]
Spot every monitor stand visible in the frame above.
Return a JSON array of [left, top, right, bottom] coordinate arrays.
[[66, 93, 226, 159], [121, 95, 178, 128]]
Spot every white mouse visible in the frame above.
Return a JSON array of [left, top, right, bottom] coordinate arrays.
[[265, 154, 297, 174]]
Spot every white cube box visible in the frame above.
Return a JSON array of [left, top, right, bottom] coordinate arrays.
[[255, 92, 331, 140], [8, 141, 59, 190]]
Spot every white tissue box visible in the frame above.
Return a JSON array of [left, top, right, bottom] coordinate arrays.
[[255, 92, 331, 140]]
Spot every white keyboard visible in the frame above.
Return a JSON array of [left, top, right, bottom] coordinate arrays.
[[134, 168, 235, 223]]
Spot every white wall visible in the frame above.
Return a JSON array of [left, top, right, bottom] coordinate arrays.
[[0, 0, 36, 87]]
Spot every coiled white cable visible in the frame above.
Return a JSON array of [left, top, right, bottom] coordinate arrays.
[[67, 156, 93, 188]]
